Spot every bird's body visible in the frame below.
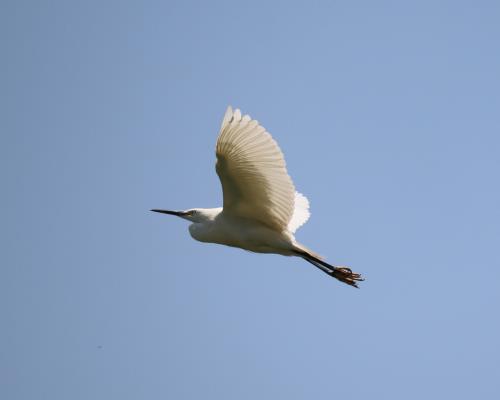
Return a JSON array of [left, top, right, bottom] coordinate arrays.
[[152, 107, 363, 287], [189, 208, 297, 256]]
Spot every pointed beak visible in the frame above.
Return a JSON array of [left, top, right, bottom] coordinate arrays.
[[150, 209, 187, 217]]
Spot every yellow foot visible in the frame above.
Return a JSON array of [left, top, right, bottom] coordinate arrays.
[[331, 267, 364, 288]]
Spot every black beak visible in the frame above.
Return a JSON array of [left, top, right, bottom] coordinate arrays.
[[150, 209, 186, 216]]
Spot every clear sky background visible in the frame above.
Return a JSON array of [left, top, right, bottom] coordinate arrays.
[[2, 1, 500, 399]]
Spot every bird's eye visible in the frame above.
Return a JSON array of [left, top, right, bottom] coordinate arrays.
[[190, 210, 197, 216]]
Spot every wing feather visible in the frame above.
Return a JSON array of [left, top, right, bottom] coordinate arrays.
[[215, 106, 297, 231], [287, 192, 311, 233]]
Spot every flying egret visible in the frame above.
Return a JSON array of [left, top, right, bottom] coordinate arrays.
[[152, 107, 363, 287]]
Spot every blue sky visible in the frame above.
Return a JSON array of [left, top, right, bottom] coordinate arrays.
[[2, 1, 500, 399]]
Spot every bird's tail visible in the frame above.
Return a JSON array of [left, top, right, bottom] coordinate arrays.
[[292, 245, 364, 288]]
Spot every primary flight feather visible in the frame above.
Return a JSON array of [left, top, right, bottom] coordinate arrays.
[[152, 106, 363, 287]]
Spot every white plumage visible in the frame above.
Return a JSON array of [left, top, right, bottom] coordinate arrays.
[[216, 106, 296, 231], [288, 191, 310, 234], [152, 107, 363, 287]]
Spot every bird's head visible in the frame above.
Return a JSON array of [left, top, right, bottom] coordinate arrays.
[[150, 208, 219, 223]]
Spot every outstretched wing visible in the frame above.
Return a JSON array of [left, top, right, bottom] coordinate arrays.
[[215, 106, 297, 231]]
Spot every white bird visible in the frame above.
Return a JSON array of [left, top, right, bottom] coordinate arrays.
[[152, 107, 363, 287]]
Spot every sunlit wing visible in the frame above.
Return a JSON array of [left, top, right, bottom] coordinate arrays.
[[215, 106, 300, 231], [287, 191, 310, 233]]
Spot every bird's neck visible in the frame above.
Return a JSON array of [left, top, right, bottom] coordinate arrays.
[[196, 207, 223, 222]]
